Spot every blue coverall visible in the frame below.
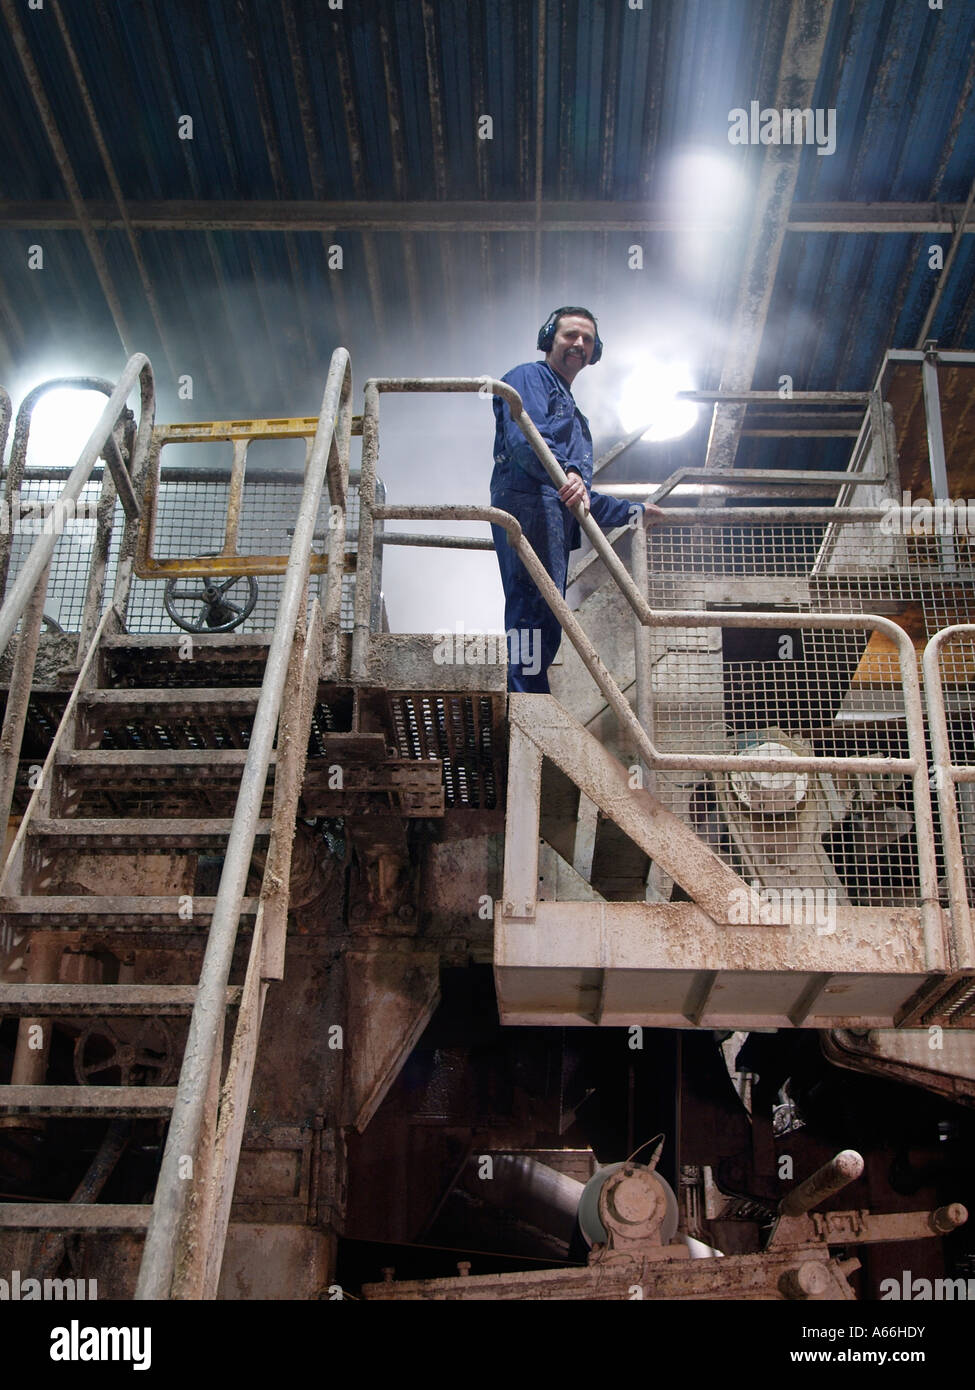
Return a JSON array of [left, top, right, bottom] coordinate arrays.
[[490, 360, 639, 692]]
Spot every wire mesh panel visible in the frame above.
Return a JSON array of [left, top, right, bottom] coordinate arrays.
[[4, 480, 103, 632], [646, 518, 975, 619], [637, 518, 934, 909], [6, 473, 361, 635]]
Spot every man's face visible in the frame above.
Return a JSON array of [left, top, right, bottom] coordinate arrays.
[[546, 314, 596, 382]]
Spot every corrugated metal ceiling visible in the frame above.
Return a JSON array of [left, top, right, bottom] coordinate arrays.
[[0, 0, 972, 476]]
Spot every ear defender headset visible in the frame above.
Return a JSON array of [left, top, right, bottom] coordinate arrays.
[[537, 306, 603, 364]]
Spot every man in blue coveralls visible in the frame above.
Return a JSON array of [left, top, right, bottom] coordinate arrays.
[[491, 306, 663, 692]]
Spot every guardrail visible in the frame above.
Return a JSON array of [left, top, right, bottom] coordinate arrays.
[[0, 365, 154, 844], [923, 625, 975, 972], [349, 377, 943, 959], [134, 346, 353, 1298], [0, 359, 153, 656]]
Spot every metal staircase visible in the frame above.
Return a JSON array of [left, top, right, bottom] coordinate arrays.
[[0, 349, 351, 1298]]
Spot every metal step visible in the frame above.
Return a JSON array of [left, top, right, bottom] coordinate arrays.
[[0, 895, 260, 928], [0, 1085, 176, 1116], [57, 750, 271, 768], [54, 750, 277, 801], [102, 634, 271, 653], [29, 819, 272, 849], [0, 984, 243, 1015], [78, 688, 263, 710], [0, 1203, 151, 1230], [76, 688, 264, 751]]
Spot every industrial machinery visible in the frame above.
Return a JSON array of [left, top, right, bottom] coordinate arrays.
[[1, 347, 974, 1301]]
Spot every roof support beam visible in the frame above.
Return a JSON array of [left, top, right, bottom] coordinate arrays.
[[704, 0, 835, 474], [3, 201, 973, 234]]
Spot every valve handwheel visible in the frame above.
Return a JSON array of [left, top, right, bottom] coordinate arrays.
[[164, 570, 259, 632], [74, 1019, 177, 1087]]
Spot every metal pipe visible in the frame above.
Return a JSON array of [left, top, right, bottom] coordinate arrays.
[[0, 356, 153, 656], [376, 532, 494, 550], [655, 468, 886, 489], [135, 347, 352, 1301], [780, 1150, 864, 1217], [576, 500, 894, 520], [886, 350, 975, 364], [922, 625, 975, 969], [677, 391, 870, 404], [3, 465, 367, 486]]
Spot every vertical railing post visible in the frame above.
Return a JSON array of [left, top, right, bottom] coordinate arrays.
[[630, 521, 655, 796], [352, 380, 379, 680], [322, 369, 351, 676], [923, 627, 975, 970], [0, 557, 51, 854]]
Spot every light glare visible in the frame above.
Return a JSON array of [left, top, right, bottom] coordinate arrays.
[[23, 389, 108, 469], [617, 360, 698, 441]]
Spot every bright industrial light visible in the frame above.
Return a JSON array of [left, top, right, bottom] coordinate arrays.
[[617, 360, 698, 441], [23, 388, 109, 469], [664, 149, 745, 221]]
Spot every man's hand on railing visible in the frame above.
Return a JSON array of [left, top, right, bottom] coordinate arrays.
[[642, 502, 666, 528], [559, 469, 589, 517]]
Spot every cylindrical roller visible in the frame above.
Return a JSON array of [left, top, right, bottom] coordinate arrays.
[[780, 1261, 831, 1299], [929, 1203, 968, 1234], [780, 1149, 864, 1217]]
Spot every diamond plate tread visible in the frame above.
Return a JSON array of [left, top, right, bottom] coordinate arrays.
[[0, 1085, 176, 1115], [57, 750, 269, 766], [78, 689, 263, 717], [0, 1203, 151, 1230], [0, 984, 242, 1015], [29, 819, 271, 848], [102, 634, 272, 650], [0, 895, 260, 926]]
